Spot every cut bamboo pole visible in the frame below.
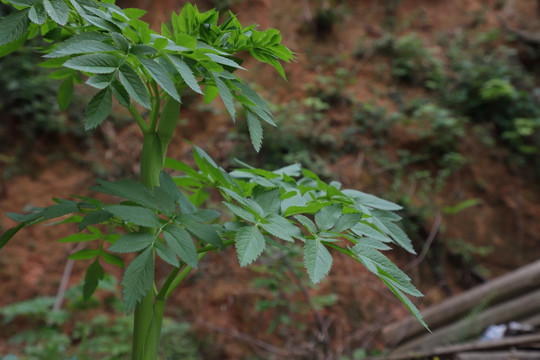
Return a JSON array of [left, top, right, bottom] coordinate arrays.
[[383, 260, 540, 344]]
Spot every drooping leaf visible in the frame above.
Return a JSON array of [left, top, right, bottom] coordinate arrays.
[[57, 77, 73, 111], [83, 259, 104, 301], [64, 53, 119, 74], [166, 54, 202, 94], [0, 9, 30, 46], [246, 110, 263, 152], [93, 179, 158, 210], [43, 0, 69, 25], [85, 87, 112, 129], [108, 232, 154, 253], [304, 239, 332, 284], [163, 225, 198, 268], [138, 56, 180, 102], [118, 64, 151, 109], [105, 205, 161, 228], [235, 225, 265, 267], [122, 247, 154, 314], [214, 76, 235, 120]]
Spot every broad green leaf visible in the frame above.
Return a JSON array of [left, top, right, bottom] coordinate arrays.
[[315, 204, 342, 231], [119, 64, 151, 109], [253, 189, 281, 215], [294, 214, 317, 235], [83, 259, 104, 301], [138, 56, 180, 102], [350, 222, 392, 243], [79, 210, 113, 231], [163, 225, 198, 268], [85, 87, 112, 129], [0, 9, 30, 46], [28, 3, 47, 25], [166, 54, 202, 94], [43, 0, 69, 25], [64, 53, 119, 74], [235, 225, 265, 267], [111, 32, 130, 52], [182, 221, 223, 249], [214, 76, 235, 120], [58, 233, 100, 243], [343, 189, 402, 211], [0, 31, 27, 57], [122, 247, 154, 314], [57, 77, 73, 111], [105, 205, 161, 228], [246, 110, 263, 152], [260, 214, 300, 242], [69, 249, 100, 260], [111, 79, 131, 107], [332, 213, 363, 233], [223, 202, 256, 223], [154, 241, 179, 267], [304, 239, 332, 284], [93, 179, 158, 210], [46, 40, 118, 58], [108, 233, 154, 253]]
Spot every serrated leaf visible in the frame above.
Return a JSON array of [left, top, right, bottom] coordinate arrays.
[[332, 213, 363, 233], [382, 278, 428, 330], [315, 204, 342, 230], [79, 210, 113, 231], [108, 233, 154, 253], [85, 87, 112, 129], [111, 32, 130, 52], [343, 189, 402, 211], [0, 9, 29, 46], [350, 222, 392, 243], [111, 79, 131, 107], [1, 223, 28, 250], [260, 213, 300, 242], [93, 179, 158, 210], [182, 220, 223, 249], [46, 40, 118, 58], [153, 186, 175, 217], [58, 233, 100, 243], [69, 249, 100, 260], [105, 205, 160, 228], [158, 171, 183, 204], [64, 53, 119, 74], [138, 56, 180, 102], [224, 202, 256, 223], [246, 110, 263, 152], [235, 225, 265, 267], [220, 187, 264, 218], [42, 201, 79, 220], [57, 77, 73, 111], [154, 241, 179, 267], [163, 225, 198, 268], [43, 0, 69, 25], [214, 76, 235, 120], [294, 214, 317, 235], [124, 7, 147, 19], [304, 239, 332, 284], [206, 53, 245, 70], [118, 64, 151, 109], [166, 54, 202, 94], [253, 189, 281, 215], [83, 259, 104, 301], [28, 3, 47, 25], [122, 247, 154, 314], [86, 73, 114, 89]]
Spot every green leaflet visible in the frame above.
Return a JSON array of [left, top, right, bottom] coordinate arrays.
[[43, 0, 69, 25], [206, 53, 245, 70], [45, 40, 118, 58], [166, 54, 202, 94], [342, 189, 403, 211], [85, 87, 112, 129], [69, 249, 100, 260], [111, 79, 131, 107], [138, 56, 180, 102], [260, 213, 299, 242], [163, 225, 198, 268], [79, 210, 113, 231], [235, 225, 265, 267], [118, 64, 151, 109], [332, 213, 363, 233], [101, 251, 124, 268], [64, 53, 119, 74], [57, 77, 73, 111], [304, 239, 332, 284], [28, 3, 47, 25], [214, 76, 235, 121], [246, 110, 263, 152], [122, 247, 154, 314], [83, 259, 104, 301], [105, 205, 161, 228], [0, 9, 29, 46], [182, 220, 223, 249], [93, 178, 158, 210], [224, 202, 256, 223], [315, 204, 342, 231], [154, 241, 179, 267], [108, 233, 154, 253]]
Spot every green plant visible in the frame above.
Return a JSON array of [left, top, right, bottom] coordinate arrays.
[[0, 1, 426, 359]]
